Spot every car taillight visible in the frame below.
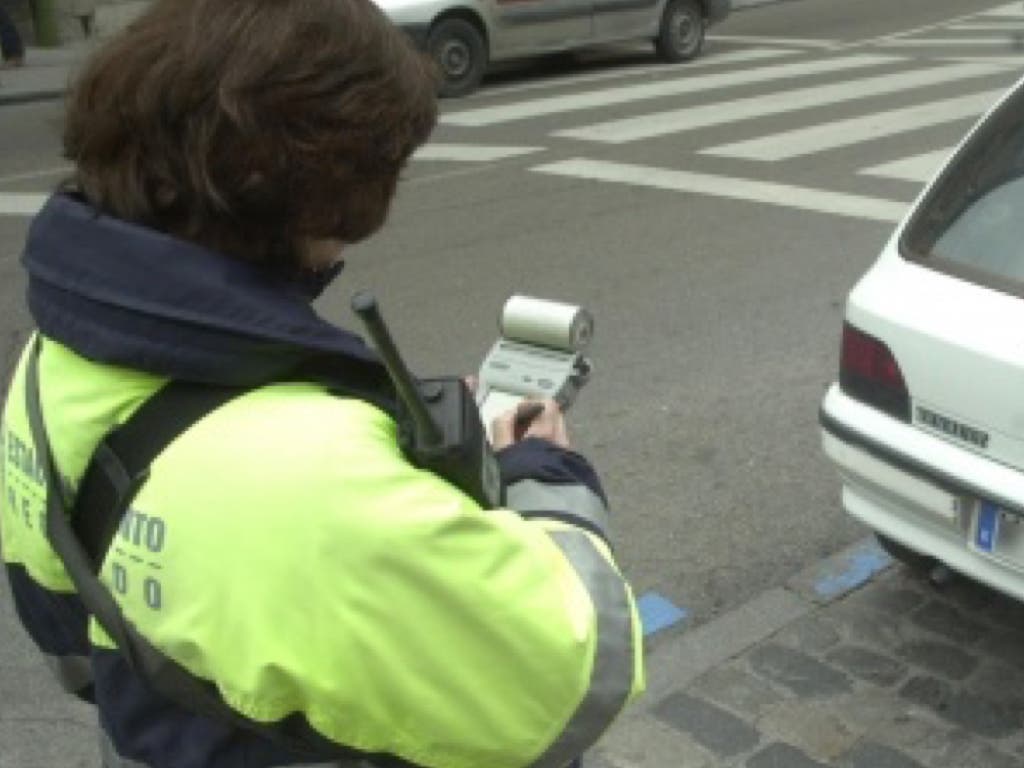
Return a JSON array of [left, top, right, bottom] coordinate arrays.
[[839, 323, 910, 422]]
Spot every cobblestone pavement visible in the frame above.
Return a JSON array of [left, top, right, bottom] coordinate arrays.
[[593, 543, 1024, 768]]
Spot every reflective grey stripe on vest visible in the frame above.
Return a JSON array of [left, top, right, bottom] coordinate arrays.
[[529, 530, 634, 768], [44, 652, 92, 694], [505, 480, 610, 537]]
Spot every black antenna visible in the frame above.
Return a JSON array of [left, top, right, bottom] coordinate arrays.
[[351, 291, 443, 446]]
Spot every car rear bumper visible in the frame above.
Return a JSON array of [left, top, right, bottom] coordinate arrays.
[[820, 383, 1024, 602], [705, 0, 730, 24]]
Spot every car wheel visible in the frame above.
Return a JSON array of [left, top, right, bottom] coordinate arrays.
[[654, 0, 704, 63], [875, 533, 934, 573], [428, 18, 487, 98]]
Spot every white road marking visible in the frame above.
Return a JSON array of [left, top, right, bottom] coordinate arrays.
[[945, 23, 1024, 31], [0, 166, 71, 184], [413, 144, 544, 162], [874, 37, 1024, 47], [0, 193, 47, 216], [859, 149, 953, 183], [980, 3, 1024, 17], [556, 61, 1007, 144], [531, 158, 908, 222], [702, 90, 1001, 161], [705, 35, 840, 48], [469, 47, 794, 99], [442, 54, 900, 127], [942, 55, 1024, 66], [835, 6, 1022, 50]]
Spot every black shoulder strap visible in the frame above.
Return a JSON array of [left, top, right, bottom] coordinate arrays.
[[23, 338, 364, 760], [24, 338, 249, 704], [73, 378, 253, 566]]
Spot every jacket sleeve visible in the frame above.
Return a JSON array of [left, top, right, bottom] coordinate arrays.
[[498, 437, 611, 544], [492, 437, 641, 766]]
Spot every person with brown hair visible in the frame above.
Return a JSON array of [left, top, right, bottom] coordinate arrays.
[[0, 1, 645, 767]]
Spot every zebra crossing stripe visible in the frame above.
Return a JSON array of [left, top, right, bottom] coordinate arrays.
[[945, 23, 1024, 31], [441, 54, 899, 127], [477, 47, 794, 99], [706, 35, 840, 49], [555, 61, 1009, 144], [981, 2, 1024, 17], [531, 159, 908, 222], [413, 144, 544, 162], [875, 38, 1024, 46], [0, 193, 47, 216], [702, 89, 1002, 161], [859, 149, 953, 183]]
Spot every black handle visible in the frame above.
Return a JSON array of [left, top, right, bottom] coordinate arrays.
[[351, 291, 443, 446]]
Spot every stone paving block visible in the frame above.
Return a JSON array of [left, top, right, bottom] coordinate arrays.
[[827, 604, 914, 651], [595, 714, 718, 768], [976, 628, 1024, 668], [745, 742, 829, 768], [689, 663, 786, 721], [844, 582, 928, 616], [827, 688, 918, 736], [899, 675, 1024, 739], [974, 588, 1024, 631], [895, 639, 978, 680], [653, 692, 761, 759], [747, 644, 852, 697], [772, 616, 841, 655], [755, 698, 860, 763], [968, 659, 1024, 694], [825, 645, 908, 687], [910, 601, 988, 645], [839, 739, 927, 768], [898, 726, 1021, 768]]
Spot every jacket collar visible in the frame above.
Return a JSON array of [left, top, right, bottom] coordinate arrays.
[[23, 193, 387, 388]]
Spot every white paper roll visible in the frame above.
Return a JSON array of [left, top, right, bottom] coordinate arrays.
[[499, 295, 593, 352]]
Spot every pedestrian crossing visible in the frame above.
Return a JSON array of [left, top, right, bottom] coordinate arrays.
[[416, 3, 1024, 224], [701, 89, 1002, 161], [3, 7, 1024, 223]]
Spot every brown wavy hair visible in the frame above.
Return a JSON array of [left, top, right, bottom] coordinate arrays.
[[64, 0, 438, 270]]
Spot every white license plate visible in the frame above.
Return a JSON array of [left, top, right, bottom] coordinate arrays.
[[973, 501, 1024, 564]]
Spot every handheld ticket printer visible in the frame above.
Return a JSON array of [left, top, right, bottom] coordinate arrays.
[[476, 295, 594, 439], [351, 293, 594, 508]]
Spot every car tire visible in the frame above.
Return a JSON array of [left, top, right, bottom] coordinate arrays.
[[654, 0, 704, 63], [875, 533, 934, 573], [428, 18, 488, 98]]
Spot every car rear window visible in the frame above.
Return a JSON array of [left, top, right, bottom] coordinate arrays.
[[902, 81, 1024, 291]]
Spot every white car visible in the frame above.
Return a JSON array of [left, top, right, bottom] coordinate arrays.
[[374, 0, 731, 97], [820, 74, 1024, 601]]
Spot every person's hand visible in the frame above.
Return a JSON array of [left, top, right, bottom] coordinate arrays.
[[491, 398, 569, 451]]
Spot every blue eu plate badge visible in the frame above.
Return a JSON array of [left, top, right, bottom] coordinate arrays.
[[976, 501, 1000, 554]]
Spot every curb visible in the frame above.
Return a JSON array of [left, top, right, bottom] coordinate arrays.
[[635, 536, 893, 710]]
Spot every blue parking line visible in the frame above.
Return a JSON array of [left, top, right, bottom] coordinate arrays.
[[813, 539, 893, 599], [637, 592, 689, 637]]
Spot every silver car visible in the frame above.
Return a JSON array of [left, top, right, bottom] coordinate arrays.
[[375, 0, 731, 97]]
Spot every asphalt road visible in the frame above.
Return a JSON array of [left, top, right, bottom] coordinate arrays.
[[1, 0, 1022, 633]]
